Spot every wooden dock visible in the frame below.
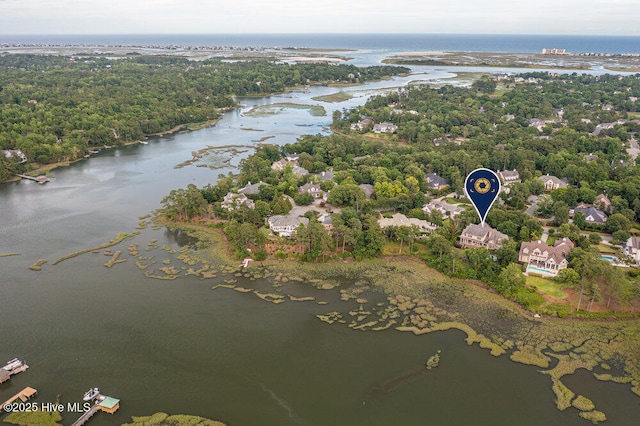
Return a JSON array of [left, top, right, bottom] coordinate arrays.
[[17, 174, 50, 184], [70, 403, 99, 426], [0, 387, 38, 412], [0, 358, 29, 383]]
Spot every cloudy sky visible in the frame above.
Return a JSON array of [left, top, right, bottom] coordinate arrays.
[[1, 0, 639, 35]]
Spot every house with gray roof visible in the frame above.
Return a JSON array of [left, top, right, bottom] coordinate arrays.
[[459, 224, 508, 250], [238, 181, 265, 196], [422, 200, 464, 217], [299, 182, 325, 199], [529, 118, 546, 131], [268, 215, 309, 237], [318, 169, 334, 181], [425, 173, 450, 191], [593, 194, 613, 214], [519, 238, 574, 277], [359, 184, 375, 199], [292, 166, 309, 177], [221, 192, 255, 211], [538, 174, 568, 191], [497, 169, 521, 185], [378, 213, 438, 234], [572, 206, 607, 224], [373, 122, 398, 134]]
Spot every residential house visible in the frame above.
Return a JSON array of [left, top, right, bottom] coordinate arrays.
[[422, 200, 464, 218], [298, 182, 324, 199], [519, 238, 574, 277], [573, 205, 607, 224], [359, 184, 375, 199], [221, 192, 255, 210], [378, 213, 437, 234], [318, 213, 333, 232], [593, 122, 615, 135], [238, 181, 265, 196], [497, 169, 521, 185], [538, 174, 568, 191], [373, 122, 398, 134], [529, 118, 546, 131], [318, 169, 334, 181], [350, 118, 373, 131], [425, 173, 450, 191], [2, 149, 27, 163], [624, 236, 640, 264], [271, 155, 299, 171], [268, 215, 309, 237], [602, 104, 615, 111], [459, 224, 508, 250], [292, 166, 309, 177], [593, 194, 613, 214]]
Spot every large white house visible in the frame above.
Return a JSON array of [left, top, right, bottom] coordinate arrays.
[[221, 193, 255, 211], [624, 236, 640, 264], [268, 215, 309, 237]]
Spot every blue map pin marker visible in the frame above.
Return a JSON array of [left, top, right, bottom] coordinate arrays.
[[464, 168, 501, 226]]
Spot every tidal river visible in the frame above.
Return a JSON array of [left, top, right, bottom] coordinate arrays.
[[1, 67, 638, 425]]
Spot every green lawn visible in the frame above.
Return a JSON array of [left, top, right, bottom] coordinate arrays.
[[526, 275, 569, 299]]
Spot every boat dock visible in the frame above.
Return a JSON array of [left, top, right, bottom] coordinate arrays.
[[17, 174, 50, 184], [71, 394, 120, 426], [0, 387, 38, 412], [0, 358, 29, 383]]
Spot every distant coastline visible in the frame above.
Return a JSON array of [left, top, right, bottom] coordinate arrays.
[[2, 34, 640, 54]]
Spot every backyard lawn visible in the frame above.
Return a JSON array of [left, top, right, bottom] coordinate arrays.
[[526, 275, 569, 299]]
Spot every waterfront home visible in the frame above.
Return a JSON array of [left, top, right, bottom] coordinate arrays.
[[497, 169, 521, 185], [350, 118, 373, 131], [221, 192, 255, 211], [378, 213, 437, 234], [572, 205, 607, 224], [373, 122, 398, 134], [238, 181, 265, 196], [422, 199, 463, 218], [538, 174, 568, 191], [2, 149, 27, 163], [624, 236, 640, 264], [271, 155, 299, 171], [519, 238, 574, 277], [298, 182, 324, 199], [425, 173, 450, 191], [268, 215, 309, 237], [459, 224, 508, 250]]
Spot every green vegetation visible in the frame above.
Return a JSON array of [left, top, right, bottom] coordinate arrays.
[[123, 412, 226, 426], [0, 54, 406, 179], [526, 275, 569, 299], [3, 408, 63, 425], [312, 91, 354, 103]]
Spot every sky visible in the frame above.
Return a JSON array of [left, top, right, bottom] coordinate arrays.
[[1, 0, 640, 36]]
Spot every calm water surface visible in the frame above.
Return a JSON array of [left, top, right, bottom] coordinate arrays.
[[1, 63, 639, 425]]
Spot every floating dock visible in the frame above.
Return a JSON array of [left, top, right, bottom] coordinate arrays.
[[0, 387, 38, 412], [0, 358, 29, 383]]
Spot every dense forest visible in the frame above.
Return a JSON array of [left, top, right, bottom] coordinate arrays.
[[159, 72, 640, 315], [0, 54, 407, 180]]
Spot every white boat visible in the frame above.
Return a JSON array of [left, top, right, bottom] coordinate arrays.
[[83, 387, 100, 401], [3, 358, 25, 372], [139, 140, 149, 145]]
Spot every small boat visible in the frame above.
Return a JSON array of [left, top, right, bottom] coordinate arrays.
[[138, 141, 149, 145], [83, 387, 100, 401]]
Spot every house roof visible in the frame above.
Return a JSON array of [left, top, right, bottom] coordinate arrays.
[[498, 169, 520, 181], [423, 200, 463, 215], [573, 206, 607, 223], [268, 215, 309, 228], [359, 184, 374, 198], [520, 238, 573, 264], [292, 166, 309, 176], [538, 174, 568, 187], [425, 173, 450, 188], [299, 182, 322, 193], [238, 181, 265, 195], [99, 397, 120, 409], [461, 223, 508, 243], [378, 213, 437, 232]]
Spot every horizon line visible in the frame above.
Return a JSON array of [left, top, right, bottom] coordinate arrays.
[[2, 32, 640, 37]]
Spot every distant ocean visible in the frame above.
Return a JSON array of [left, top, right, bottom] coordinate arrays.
[[2, 34, 640, 54]]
